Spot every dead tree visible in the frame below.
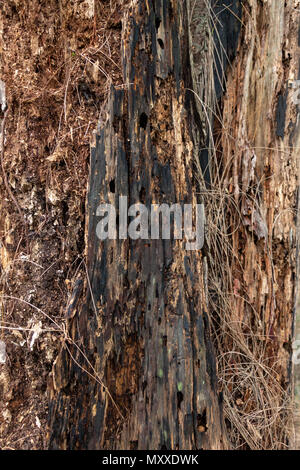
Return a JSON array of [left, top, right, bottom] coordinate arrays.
[[48, 0, 227, 450], [48, 0, 300, 450], [214, 0, 300, 449]]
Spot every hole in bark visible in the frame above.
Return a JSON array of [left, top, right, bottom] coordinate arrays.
[[157, 38, 165, 49], [139, 112, 148, 129], [139, 186, 146, 203], [109, 247, 113, 264], [177, 391, 183, 409], [142, 381, 147, 393], [109, 179, 115, 193], [163, 335, 167, 346], [197, 409, 207, 433], [155, 16, 161, 30]]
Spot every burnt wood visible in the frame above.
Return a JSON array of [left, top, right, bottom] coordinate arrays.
[[48, 0, 226, 450]]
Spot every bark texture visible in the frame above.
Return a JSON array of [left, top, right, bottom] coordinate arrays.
[[47, 0, 300, 450], [48, 0, 227, 450], [0, 0, 124, 449], [211, 0, 300, 449]]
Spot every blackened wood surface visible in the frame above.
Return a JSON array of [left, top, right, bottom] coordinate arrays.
[[48, 0, 226, 450]]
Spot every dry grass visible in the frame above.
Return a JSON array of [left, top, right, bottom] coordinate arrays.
[[203, 184, 292, 449], [190, 0, 293, 450], [203, 183, 291, 449]]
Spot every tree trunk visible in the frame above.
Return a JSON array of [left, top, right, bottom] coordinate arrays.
[[47, 0, 300, 450], [211, 0, 299, 449], [47, 0, 227, 451]]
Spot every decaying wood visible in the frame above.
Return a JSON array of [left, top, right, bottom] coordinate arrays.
[[212, 0, 300, 448], [48, 0, 227, 450], [47, 0, 300, 450]]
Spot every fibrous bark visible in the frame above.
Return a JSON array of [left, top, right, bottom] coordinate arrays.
[[208, 0, 300, 449], [47, 0, 300, 450]]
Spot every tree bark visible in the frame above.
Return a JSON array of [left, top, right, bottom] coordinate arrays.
[[209, 0, 300, 449], [48, 0, 227, 450], [47, 0, 300, 450]]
